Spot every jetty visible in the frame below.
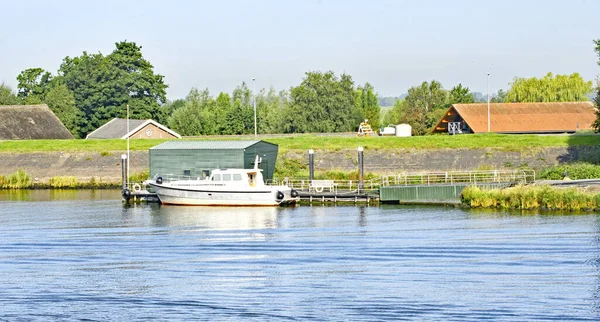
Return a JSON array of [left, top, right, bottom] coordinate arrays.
[[124, 169, 535, 205]]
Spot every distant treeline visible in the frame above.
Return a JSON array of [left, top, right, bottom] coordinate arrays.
[[1, 39, 598, 137]]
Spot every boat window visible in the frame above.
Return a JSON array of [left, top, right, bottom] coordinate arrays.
[[183, 169, 191, 177], [223, 174, 232, 181], [233, 174, 242, 181], [202, 170, 210, 179], [212, 174, 221, 181]]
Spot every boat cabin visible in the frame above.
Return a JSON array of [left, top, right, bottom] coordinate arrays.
[[209, 168, 265, 187]]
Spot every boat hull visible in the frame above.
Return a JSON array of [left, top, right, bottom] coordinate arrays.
[[148, 182, 298, 206]]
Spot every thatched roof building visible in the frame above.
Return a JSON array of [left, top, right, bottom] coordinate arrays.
[[0, 104, 74, 139]]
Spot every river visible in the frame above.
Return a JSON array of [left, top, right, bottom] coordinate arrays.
[[1, 190, 599, 321]]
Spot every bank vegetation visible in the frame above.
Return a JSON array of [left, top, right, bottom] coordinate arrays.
[[461, 185, 600, 211]]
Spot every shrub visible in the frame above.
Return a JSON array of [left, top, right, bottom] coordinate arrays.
[[539, 163, 600, 180], [49, 176, 78, 188]]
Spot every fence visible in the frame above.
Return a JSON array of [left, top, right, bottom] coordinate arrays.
[[268, 169, 535, 194]]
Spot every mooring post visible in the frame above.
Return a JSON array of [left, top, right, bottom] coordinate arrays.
[[308, 149, 315, 183], [358, 146, 364, 192], [121, 154, 127, 191]]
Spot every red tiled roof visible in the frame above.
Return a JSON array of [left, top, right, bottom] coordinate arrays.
[[436, 102, 596, 133]]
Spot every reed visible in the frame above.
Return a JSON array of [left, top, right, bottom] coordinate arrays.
[[48, 176, 79, 188], [128, 170, 149, 183], [461, 185, 600, 211], [0, 169, 33, 189]]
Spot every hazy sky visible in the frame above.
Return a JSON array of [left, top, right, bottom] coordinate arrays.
[[1, 0, 599, 99]]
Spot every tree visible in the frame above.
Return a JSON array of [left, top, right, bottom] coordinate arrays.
[[491, 89, 507, 103], [282, 71, 357, 133], [355, 82, 381, 130], [0, 83, 19, 105], [389, 80, 448, 135], [57, 41, 168, 137], [167, 88, 213, 136], [448, 83, 474, 104], [16, 67, 52, 103], [256, 88, 285, 134], [44, 84, 81, 137], [506, 72, 592, 103], [593, 39, 600, 131]]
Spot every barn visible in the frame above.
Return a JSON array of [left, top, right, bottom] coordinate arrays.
[[86, 118, 181, 139], [149, 140, 279, 181], [432, 102, 597, 134], [0, 104, 74, 139]]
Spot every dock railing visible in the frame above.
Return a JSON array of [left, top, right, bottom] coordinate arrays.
[[268, 169, 535, 194]]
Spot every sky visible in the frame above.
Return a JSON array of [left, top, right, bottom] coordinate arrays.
[[1, 0, 599, 100]]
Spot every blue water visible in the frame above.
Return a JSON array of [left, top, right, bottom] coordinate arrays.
[[1, 190, 600, 321]]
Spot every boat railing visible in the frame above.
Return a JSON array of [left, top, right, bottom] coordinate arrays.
[[152, 173, 209, 183]]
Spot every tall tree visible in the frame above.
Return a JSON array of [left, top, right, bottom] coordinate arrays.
[[491, 89, 508, 103], [282, 71, 357, 133], [57, 41, 168, 137], [44, 84, 81, 137], [256, 87, 285, 134], [167, 88, 212, 136], [355, 82, 381, 130], [448, 83, 475, 104], [593, 39, 600, 131], [506, 72, 592, 103], [16, 67, 52, 103], [391, 80, 448, 135], [0, 83, 19, 105]]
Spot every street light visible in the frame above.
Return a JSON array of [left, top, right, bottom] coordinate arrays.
[[487, 73, 490, 133], [253, 78, 257, 137]]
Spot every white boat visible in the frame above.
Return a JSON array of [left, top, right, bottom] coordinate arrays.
[[147, 156, 299, 206]]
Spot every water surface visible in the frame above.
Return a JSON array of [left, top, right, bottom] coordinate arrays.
[[1, 190, 599, 321]]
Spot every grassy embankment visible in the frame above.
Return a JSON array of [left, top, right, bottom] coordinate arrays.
[[0, 133, 599, 189], [1, 132, 599, 153]]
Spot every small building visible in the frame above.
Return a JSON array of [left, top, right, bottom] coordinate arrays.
[[432, 102, 597, 134], [395, 124, 412, 137], [0, 104, 74, 139], [86, 118, 181, 139], [149, 140, 279, 181]]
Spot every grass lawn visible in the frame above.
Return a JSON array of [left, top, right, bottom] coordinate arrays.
[[0, 133, 598, 153]]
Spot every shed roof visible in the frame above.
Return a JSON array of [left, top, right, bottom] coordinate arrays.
[[434, 102, 597, 134], [0, 104, 74, 139], [86, 118, 181, 139], [150, 140, 273, 150]]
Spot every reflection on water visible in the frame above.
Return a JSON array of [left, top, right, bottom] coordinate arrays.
[[0, 189, 121, 202], [150, 205, 281, 230]]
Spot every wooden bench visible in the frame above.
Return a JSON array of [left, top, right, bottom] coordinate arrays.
[[310, 180, 337, 193]]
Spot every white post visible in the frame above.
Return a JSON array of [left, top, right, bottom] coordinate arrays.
[[126, 104, 130, 185], [487, 73, 490, 133], [253, 78, 257, 137]]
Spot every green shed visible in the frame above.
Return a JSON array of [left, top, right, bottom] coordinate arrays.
[[149, 140, 279, 181]]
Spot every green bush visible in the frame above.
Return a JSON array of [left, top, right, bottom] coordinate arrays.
[[461, 184, 600, 211], [539, 163, 600, 180], [129, 170, 150, 183]]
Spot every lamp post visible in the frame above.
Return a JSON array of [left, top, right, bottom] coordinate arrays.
[[487, 73, 490, 133], [126, 104, 130, 185], [253, 78, 257, 137]]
